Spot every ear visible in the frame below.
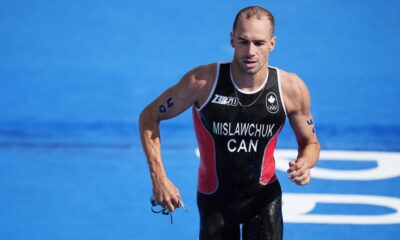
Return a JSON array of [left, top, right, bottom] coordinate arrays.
[[230, 32, 234, 48], [269, 36, 277, 52]]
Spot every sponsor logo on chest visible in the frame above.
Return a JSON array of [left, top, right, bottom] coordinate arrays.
[[211, 94, 239, 106]]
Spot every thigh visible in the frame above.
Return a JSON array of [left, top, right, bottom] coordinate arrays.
[[199, 210, 240, 240], [197, 192, 240, 240], [242, 196, 283, 240]]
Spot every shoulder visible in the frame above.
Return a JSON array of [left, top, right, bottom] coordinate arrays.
[[182, 63, 217, 88], [279, 69, 308, 98], [278, 69, 311, 115], [176, 63, 218, 107]]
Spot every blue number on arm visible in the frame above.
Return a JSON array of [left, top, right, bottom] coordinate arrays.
[[306, 118, 316, 133], [159, 105, 167, 113], [159, 97, 174, 114], [167, 97, 174, 108]]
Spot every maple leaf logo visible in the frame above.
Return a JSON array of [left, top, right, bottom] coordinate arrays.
[[268, 95, 276, 104]]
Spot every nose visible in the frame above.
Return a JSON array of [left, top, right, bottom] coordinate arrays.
[[247, 43, 256, 57]]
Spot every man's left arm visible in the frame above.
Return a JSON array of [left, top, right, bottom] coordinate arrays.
[[284, 73, 321, 185]]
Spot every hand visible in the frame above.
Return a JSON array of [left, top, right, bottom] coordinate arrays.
[[287, 157, 311, 185], [152, 177, 181, 212]]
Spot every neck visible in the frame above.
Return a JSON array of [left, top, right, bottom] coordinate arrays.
[[230, 61, 269, 92]]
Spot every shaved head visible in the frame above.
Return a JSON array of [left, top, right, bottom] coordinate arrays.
[[232, 6, 275, 35]]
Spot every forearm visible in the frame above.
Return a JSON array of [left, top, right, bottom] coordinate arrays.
[[297, 141, 320, 169], [139, 107, 182, 210], [139, 108, 167, 183]]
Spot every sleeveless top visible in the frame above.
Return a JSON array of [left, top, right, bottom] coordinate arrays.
[[193, 62, 286, 196]]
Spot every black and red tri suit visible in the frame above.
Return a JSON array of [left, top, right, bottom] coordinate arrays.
[[192, 62, 286, 239]]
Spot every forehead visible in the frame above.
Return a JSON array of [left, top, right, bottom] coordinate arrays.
[[234, 16, 272, 39]]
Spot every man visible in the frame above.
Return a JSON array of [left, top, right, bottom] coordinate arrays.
[[139, 6, 320, 240]]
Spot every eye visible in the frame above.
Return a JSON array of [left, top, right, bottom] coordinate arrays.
[[254, 41, 266, 46]]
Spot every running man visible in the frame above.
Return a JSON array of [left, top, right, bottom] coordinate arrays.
[[139, 6, 320, 239]]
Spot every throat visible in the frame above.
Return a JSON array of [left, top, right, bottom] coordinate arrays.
[[230, 64, 269, 94]]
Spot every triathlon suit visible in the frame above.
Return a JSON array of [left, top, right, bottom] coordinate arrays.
[[193, 62, 286, 240]]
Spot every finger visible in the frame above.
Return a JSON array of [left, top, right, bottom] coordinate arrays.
[[298, 175, 311, 185], [288, 171, 295, 180], [288, 169, 299, 180], [154, 195, 163, 205], [294, 173, 311, 185], [296, 158, 310, 171], [288, 161, 297, 171], [164, 198, 175, 212], [288, 167, 305, 179], [289, 167, 307, 178], [288, 169, 302, 179], [171, 196, 181, 208], [288, 170, 298, 178], [292, 174, 306, 183]]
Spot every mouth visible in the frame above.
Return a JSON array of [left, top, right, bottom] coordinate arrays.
[[243, 60, 258, 68]]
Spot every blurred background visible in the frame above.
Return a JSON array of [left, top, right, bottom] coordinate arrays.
[[0, 0, 399, 239]]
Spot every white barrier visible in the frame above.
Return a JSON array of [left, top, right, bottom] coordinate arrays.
[[275, 150, 400, 180], [283, 193, 400, 224]]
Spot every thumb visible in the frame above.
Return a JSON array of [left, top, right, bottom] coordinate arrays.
[[288, 160, 297, 171]]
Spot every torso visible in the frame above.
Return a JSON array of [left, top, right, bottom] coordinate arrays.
[[193, 62, 286, 197]]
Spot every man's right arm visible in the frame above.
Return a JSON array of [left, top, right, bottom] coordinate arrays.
[[139, 64, 215, 211]]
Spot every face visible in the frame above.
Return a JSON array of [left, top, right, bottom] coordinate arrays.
[[231, 16, 276, 75]]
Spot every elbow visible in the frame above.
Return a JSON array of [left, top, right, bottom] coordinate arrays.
[[139, 107, 147, 126], [139, 106, 159, 131], [139, 107, 150, 130]]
